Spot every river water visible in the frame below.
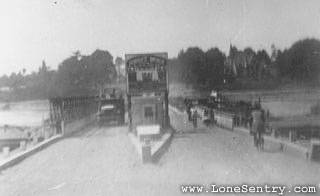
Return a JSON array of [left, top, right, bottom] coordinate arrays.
[[0, 100, 49, 127]]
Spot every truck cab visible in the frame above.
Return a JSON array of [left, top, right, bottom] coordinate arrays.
[[96, 90, 125, 126]]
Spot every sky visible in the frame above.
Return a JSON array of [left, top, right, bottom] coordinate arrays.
[[0, 0, 320, 75]]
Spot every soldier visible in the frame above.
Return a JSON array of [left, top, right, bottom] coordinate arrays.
[[250, 106, 265, 151], [186, 103, 192, 122], [110, 88, 116, 98], [192, 108, 198, 129]]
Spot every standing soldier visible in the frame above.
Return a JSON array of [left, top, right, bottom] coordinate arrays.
[[250, 103, 265, 151], [192, 108, 198, 129], [110, 88, 116, 98], [186, 103, 192, 122], [210, 109, 215, 126]]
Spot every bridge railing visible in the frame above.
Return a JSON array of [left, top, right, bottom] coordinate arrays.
[[49, 96, 98, 128]]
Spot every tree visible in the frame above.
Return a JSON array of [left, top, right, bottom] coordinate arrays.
[[205, 48, 225, 88], [168, 57, 183, 83], [87, 49, 117, 91], [275, 38, 320, 84], [56, 55, 83, 96], [0, 75, 9, 87], [54, 49, 117, 96], [73, 50, 82, 61], [290, 38, 320, 83], [252, 50, 271, 80], [178, 47, 206, 87], [243, 47, 256, 79]]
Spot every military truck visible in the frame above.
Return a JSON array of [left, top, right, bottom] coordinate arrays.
[[96, 88, 125, 126]]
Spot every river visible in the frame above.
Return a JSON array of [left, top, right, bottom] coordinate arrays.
[[0, 100, 49, 127]]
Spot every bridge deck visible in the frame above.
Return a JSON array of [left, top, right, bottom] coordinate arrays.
[[0, 110, 319, 196]]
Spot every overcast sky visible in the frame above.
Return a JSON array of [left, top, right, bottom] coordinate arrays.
[[0, 0, 320, 75]]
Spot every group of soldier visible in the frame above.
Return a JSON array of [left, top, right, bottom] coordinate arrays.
[[186, 105, 199, 129], [185, 98, 269, 151]]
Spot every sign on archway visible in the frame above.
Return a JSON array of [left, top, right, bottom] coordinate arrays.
[[125, 53, 168, 95]]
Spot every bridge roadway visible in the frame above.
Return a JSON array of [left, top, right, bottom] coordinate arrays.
[[0, 109, 319, 196]]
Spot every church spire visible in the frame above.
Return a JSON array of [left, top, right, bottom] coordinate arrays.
[[229, 43, 232, 56]]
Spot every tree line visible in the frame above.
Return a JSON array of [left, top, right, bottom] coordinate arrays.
[[168, 38, 320, 90], [0, 49, 118, 101], [0, 38, 319, 101]]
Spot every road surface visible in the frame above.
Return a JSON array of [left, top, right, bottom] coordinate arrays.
[[0, 110, 319, 196]]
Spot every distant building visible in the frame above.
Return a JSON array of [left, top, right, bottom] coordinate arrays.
[[224, 44, 276, 81], [224, 44, 255, 78]]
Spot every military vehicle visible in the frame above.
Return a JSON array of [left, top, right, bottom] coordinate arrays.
[[96, 88, 125, 126]]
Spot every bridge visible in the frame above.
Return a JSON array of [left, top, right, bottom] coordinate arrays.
[[0, 50, 319, 195], [0, 99, 319, 196]]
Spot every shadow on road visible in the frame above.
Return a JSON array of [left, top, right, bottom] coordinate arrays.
[[175, 128, 211, 135], [261, 145, 283, 154]]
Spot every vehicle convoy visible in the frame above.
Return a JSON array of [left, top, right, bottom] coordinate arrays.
[[96, 89, 125, 126]]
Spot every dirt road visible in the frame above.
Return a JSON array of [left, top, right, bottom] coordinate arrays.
[[0, 110, 319, 196]]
